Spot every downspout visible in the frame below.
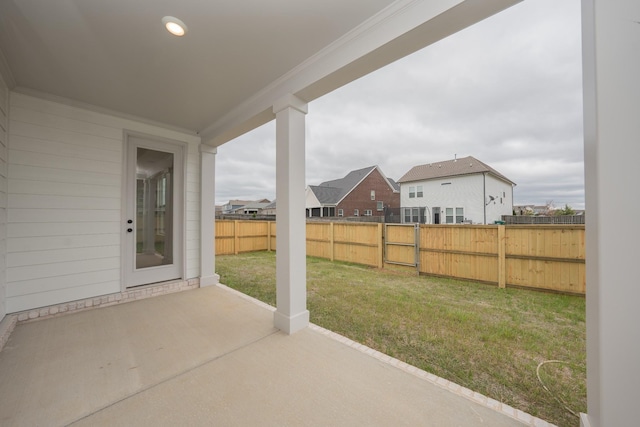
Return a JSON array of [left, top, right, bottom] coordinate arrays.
[[483, 172, 487, 225]]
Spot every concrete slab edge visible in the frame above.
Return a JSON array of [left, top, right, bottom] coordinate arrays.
[[0, 314, 18, 352], [307, 324, 557, 427], [11, 278, 200, 325], [216, 283, 277, 312], [214, 283, 556, 427]]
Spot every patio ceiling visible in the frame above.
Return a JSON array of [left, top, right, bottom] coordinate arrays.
[[0, 0, 520, 145]]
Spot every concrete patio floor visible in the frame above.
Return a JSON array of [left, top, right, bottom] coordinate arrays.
[[0, 285, 548, 426]]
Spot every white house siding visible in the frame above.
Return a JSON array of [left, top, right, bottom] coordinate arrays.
[[6, 93, 200, 313], [483, 174, 513, 223], [0, 74, 8, 320], [305, 187, 321, 214], [400, 174, 512, 224]]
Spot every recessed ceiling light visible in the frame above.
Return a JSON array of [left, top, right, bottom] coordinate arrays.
[[162, 16, 187, 36]]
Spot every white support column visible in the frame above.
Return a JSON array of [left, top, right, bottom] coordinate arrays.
[[273, 94, 309, 334], [581, 1, 640, 426], [199, 144, 220, 287]]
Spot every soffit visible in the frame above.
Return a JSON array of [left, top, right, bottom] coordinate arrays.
[[0, 0, 393, 133]]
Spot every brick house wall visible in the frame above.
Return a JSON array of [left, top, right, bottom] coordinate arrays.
[[337, 169, 399, 217]]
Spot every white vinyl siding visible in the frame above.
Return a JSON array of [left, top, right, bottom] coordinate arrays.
[[5, 93, 200, 313], [400, 173, 512, 224], [0, 73, 8, 320]]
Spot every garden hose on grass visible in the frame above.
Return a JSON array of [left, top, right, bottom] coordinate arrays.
[[536, 360, 581, 419]]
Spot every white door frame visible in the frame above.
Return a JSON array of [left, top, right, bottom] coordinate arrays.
[[122, 131, 186, 289]]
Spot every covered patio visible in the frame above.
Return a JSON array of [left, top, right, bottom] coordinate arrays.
[[0, 1, 638, 426], [0, 285, 534, 426]]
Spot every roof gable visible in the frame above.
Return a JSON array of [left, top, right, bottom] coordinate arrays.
[[310, 165, 398, 205], [397, 156, 515, 185]]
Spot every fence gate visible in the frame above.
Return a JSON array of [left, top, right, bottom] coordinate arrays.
[[384, 224, 420, 273]]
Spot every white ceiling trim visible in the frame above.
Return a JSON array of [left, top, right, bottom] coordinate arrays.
[[200, 0, 520, 147]]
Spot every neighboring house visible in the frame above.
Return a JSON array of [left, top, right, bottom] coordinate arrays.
[[514, 204, 585, 217], [222, 199, 270, 214], [222, 200, 252, 214], [261, 201, 277, 216], [397, 156, 515, 224], [306, 166, 399, 218], [233, 201, 271, 215], [513, 205, 535, 215]]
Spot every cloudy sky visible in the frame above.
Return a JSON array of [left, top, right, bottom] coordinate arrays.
[[216, 0, 584, 210]]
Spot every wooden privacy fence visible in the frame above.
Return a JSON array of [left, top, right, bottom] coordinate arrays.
[[215, 220, 275, 254], [385, 224, 585, 295], [306, 222, 383, 268], [215, 220, 585, 295], [216, 220, 382, 268]]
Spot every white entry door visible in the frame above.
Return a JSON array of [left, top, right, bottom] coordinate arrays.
[[124, 135, 185, 287]]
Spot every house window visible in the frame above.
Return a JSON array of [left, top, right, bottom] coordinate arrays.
[[412, 208, 420, 223], [371, 190, 375, 200], [444, 207, 464, 223], [417, 185, 423, 197], [409, 186, 415, 198], [404, 208, 411, 223], [338, 209, 343, 217], [376, 201, 383, 211], [445, 208, 454, 224], [364, 209, 372, 216], [354, 209, 359, 216]]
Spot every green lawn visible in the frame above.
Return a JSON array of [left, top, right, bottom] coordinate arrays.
[[216, 251, 586, 427]]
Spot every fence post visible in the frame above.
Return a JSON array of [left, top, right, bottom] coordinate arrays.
[[498, 225, 506, 288], [414, 224, 420, 275], [330, 222, 335, 262], [234, 220, 239, 255], [267, 221, 272, 251], [377, 223, 383, 269]]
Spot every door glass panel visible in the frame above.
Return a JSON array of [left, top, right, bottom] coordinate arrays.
[[136, 147, 174, 269]]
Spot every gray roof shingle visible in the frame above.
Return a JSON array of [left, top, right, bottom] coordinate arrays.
[[308, 165, 399, 205], [397, 156, 515, 185], [308, 185, 344, 204]]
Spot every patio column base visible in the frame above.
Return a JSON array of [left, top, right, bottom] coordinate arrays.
[[274, 309, 309, 335], [579, 413, 591, 427], [200, 274, 220, 287]]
